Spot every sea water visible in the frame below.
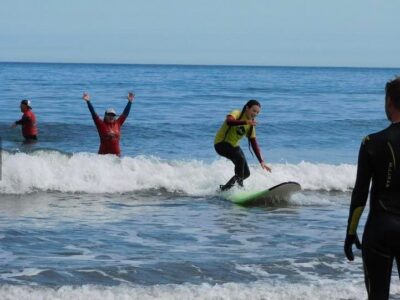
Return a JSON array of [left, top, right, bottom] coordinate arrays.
[[0, 62, 400, 299]]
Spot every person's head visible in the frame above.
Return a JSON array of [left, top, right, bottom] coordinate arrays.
[[385, 77, 400, 122], [104, 108, 117, 123], [241, 99, 261, 120], [20, 99, 31, 112]]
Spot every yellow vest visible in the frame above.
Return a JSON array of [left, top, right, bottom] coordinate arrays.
[[214, 110, 256, 147]]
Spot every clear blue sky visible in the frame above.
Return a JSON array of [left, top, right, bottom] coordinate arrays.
[[0, 0, 399, 67]]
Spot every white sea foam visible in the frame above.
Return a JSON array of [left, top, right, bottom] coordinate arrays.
[[0, 280, 382, 300], [0, 151, 356, 195]]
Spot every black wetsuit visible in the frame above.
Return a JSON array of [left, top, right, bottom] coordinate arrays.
[[215, 142, 250, 189], [214, 113, 264, 191], [347, 122, 400, 300]]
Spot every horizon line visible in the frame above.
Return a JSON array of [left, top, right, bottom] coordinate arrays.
[[1, 60, 400, 70]]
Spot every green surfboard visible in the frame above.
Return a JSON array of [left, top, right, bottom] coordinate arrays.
[[224, 181, 301, 206]]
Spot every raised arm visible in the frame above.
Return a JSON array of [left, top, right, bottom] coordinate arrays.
[[82, 92, 98, 120], [117, 92, 135, 125]]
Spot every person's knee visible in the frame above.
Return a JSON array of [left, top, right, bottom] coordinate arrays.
[[233, 153, 246, 167], [233, 158, 245, 171], [234, 159, 250, 179]]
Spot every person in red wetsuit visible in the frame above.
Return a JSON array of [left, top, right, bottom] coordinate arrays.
[[11, 99, 38, 142], [82, 92, 134, 156]]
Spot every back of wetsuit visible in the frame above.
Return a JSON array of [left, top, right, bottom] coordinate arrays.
[[365, 123, 400, 214], [347, 123, 400, 300], [347, 123, 400, 237]]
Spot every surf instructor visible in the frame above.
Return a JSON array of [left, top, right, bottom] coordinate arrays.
[[214, 99, 271, 191], [344, 77, 400, 299], [83, 92, 134, 156]]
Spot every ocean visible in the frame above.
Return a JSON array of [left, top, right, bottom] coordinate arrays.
[[0, 62, 399, 299]]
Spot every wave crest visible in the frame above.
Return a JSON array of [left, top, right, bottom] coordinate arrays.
[[0, 151, 356, 195]]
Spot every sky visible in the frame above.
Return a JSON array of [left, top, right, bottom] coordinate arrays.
[[0, 0, 399, 67]]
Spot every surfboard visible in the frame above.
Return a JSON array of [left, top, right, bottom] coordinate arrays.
[[224, 181, 301, 206]]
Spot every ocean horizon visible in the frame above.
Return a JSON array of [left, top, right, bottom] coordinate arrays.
[[3, 60, 400, 70]]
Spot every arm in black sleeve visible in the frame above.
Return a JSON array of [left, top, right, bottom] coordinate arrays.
[[122, 101, 132, 117], [15, 115, 31, 125], [226, 115, 247, 126], [86, 101, 98, 120], [346, 138, 372, 235], [250, 137, 264, 163]]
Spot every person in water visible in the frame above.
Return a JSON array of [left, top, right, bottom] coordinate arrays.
[[82, 92, 134, 156], [11, 99, 38, 142], [214, 99, 271, 191], [345, 77, 400, 300]]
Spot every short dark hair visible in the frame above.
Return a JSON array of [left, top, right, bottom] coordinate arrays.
[[385, 77, 400, 110]]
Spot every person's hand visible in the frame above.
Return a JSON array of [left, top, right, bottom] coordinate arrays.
[[127, 92, 135, 102], [82, 92, 90, 102], [247, 119, 257, 126], [344, 233, 362, 261], [10, 122, 17, 128], [261, 162, 272, 172]]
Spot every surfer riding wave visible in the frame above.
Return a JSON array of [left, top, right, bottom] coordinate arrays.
[[214, 99, 271, 191]]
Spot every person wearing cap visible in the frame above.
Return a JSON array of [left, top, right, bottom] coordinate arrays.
[[82, 92, 134, 156], [11, 99, 38, 142]]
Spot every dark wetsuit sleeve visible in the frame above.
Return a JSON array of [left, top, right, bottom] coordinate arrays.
[[226, 115, 247, 126], [15, 115, 31, 125], [86, 101, 98, 119], [250, 137, 263, 163], [347, 139, 372, 235], [122, 101, 132, 117], [86, 101, 102, 129], [117, 101, 132, 126]]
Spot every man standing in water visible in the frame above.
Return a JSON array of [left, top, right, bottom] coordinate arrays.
[[11, 99, 38, 143], [83, 92, 134, 156], [345, 77, 400, 300]]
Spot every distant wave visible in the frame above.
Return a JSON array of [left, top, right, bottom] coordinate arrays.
[[0, 150, 356, 195]]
